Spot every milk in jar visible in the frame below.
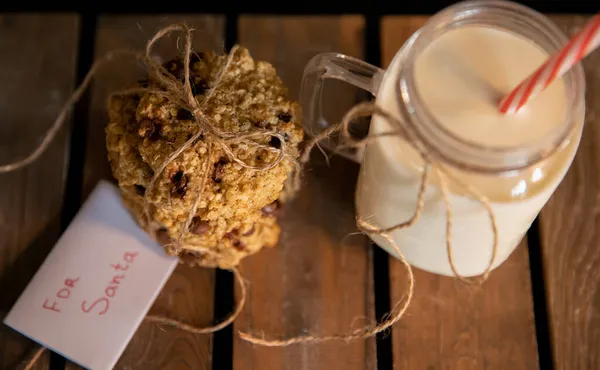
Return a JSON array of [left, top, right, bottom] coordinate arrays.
[[356, 25, 585, 276]]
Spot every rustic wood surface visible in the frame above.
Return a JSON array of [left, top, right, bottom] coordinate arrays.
[[540, 15, 600, 370], [0, 14, 80, 370], [233, 16, 377, 370], [381, 16, 540, 370], [2, 11, 600, 370], [66, 15, 225, 370]]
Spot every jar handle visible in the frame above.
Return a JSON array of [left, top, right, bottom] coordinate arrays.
[[300, 53, 385, 163]]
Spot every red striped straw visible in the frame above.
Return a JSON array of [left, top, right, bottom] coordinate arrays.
[[499, 14, 600, 114]]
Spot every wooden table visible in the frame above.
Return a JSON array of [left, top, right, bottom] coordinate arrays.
[[0, 11, 598, 370]]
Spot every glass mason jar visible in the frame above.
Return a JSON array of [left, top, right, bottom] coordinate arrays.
[[300, 0, 586, 277]]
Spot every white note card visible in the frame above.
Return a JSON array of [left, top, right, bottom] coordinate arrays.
[[4, 180, 178, 370]]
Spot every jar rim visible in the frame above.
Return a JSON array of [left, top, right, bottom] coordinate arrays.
[[393, 0, 586, 173]]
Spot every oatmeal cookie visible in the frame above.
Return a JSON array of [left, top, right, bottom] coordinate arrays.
[[106, 47, 303, 268], [120, 188, 282, 268]]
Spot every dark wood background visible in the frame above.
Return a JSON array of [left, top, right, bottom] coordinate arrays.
[[0, 4, 598, 370]]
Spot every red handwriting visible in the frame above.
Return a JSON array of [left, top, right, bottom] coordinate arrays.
[[81, 298, 109, 315], [42, 277, 80, 313], [42, 299, 60, 313], [81, 252, 139, 316]]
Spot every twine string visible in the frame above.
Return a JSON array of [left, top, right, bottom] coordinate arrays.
[[238, 100, 499, 346], [21, 346, 45, 370], [145, 267, 246, 333], [0, 22, 500, 354]]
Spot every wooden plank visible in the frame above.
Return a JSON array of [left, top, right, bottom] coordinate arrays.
[[0, 14, 80, 370], [66, 15, 225, 369], [540, 15, 600, 370], [234, 16, 376, 370], [382, 16, 539, 369]]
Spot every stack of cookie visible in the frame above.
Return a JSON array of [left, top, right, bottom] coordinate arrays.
[[105, 47, 304, 268]]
